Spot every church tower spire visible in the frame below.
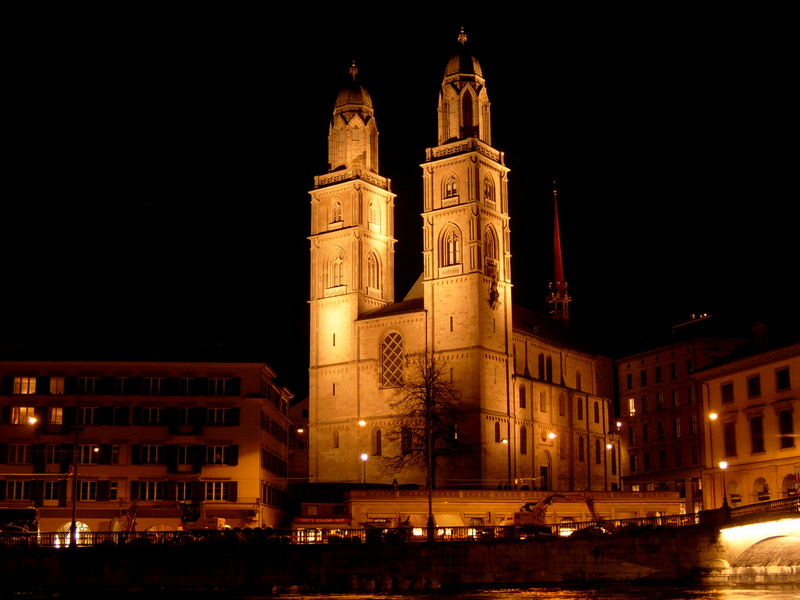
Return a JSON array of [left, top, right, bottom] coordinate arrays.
[[547, 178, 571, 326]]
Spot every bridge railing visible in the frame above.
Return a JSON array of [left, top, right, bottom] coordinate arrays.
[[4, 499, 793, 548], [730, 496, 800, 519]]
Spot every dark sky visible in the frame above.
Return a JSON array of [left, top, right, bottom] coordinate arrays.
[[4, 8, 797, 397]]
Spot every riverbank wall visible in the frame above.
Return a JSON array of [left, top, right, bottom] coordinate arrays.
[[0, 524, 742, 595]]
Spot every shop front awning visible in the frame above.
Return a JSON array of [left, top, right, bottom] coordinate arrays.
[[434, 513, 464, 527]]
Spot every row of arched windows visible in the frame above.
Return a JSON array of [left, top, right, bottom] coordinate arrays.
[[328, 200, 382, 227], [438, 224, 499, 269], [324, 249, 381, 290], [441, 175, 495, 205]]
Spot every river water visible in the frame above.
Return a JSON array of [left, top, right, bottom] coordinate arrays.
[[273, 586, 799, 600]]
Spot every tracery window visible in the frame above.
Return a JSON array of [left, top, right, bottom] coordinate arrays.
[[367, 253, 380, 290], [381, 332, 404, 388], [328, 250, 345, 288], [444, 176, 458, 198], [440, 227, 462, 266], [484, 226, 498, 262], [330, 201, 343, 223], [483, 176, 494, 204]]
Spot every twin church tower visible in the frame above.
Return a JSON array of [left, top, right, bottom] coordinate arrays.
[[308, 31, 617, 491]]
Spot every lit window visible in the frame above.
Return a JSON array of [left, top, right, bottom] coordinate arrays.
[[11, 406, 36, 425], [628, 397, 636, 416], [50, 376, 65, 395], [49, 407, 63, 425], [381, 332, 404, 388], [13, 377, 36, 395]]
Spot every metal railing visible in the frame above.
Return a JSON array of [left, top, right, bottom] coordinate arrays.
[[2, 498, 796, 548]]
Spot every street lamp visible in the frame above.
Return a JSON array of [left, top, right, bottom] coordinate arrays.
[[360, 452, 368, 485], [718, 461, 729, 508], [708, 412, 718, 508]]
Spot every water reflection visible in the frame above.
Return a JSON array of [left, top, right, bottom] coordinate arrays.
[[287, 586, 800, 600]]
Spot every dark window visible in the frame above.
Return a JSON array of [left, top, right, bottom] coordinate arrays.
[[593, 401, 600, 423], [520, 427, 527, 455], [519, 386, 526, 408], [625, 373, 632, 390], [750, 416, 765, 453], [595, 439, 601, 464], [629, 452, 638, 473], [776, 368, 791, 391], [658, 449, 667, 469], [747, 376, 761, 398], [779, 410, 795, 449], [723, 421, 737, 457], [721, 383, 734, 403], [655, 366, 662, 383], [640, 370, 647, 386]]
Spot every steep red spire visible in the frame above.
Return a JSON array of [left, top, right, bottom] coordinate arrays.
[[547, 178, 571, 326]]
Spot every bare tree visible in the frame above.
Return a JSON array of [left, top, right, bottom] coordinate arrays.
[[384, 353, 473, 489]]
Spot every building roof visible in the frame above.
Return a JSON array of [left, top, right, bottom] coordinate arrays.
[[357, 298, 424, 321]]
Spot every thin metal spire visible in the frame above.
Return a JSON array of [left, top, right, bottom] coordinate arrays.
[[457, 27, 467, 45], [349, 60, 358, 81]]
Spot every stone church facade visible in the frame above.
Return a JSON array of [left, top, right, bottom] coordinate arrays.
[[308, 33, 619, 491]]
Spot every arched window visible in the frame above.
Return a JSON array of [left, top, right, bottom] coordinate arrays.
[[330, 201, 343, 223], [578, 436, 585, 461], [332, 430, 339, 449], [577, 398, 584, 420], [494, 421, 501, 443], [520, 426, 528, 455], [519, 386, 526, 408], [540, 392, 547, 413], [368, 201, 380, 228], [593, 401, 600, 423], [444, 175, 458, 198], [401, 428, 412, 455], [484, 226, 498, 262], [558, 393, 566, 416], [483, 176, 494, 204], [440, 226, 462, 266], [367, 253, 380, 290], [611, 446, 617, 475], [546, 357, 553, 382], [373, 429, 382, 456], [381, 332, 404, 388], [595, 439, 602, 464], [331, 254, 344, 287], [461, 90, 474, 137]]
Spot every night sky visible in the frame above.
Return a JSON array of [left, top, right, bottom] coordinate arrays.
[[4, 8, 797, 397]]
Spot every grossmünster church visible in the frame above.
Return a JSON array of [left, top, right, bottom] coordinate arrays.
[[308, 30, 619, 491]]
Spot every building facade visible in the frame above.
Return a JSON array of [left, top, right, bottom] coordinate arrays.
[[616, 323, 745, 510], [308, 32, 619, 491], [697, 341, 800, 508], [0, 360, 293, 534]]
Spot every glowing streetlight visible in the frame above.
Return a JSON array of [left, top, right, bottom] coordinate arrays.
[[358, 419, 366, 427], [27, 416, 38, 425], [547, 432, 557, 440], [718, 461, 729, 508], [360, 452, 369, 484], [296, 427, 304, 434], [606, 443, 613, 450]]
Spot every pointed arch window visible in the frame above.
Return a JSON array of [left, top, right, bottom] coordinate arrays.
[[329, 251, 345, 288], [444, 175, 458, 199], [494, 421, 501, 443], [440, 226, 462, 267], [330, 201, 343, 224], [461, 90, 474, 138], [484, 226, 498, 263], [381, 332, 404, 388], [367, 253, 380, 291], [368, 201, 380, 231], [483, 176, 495, 205]]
